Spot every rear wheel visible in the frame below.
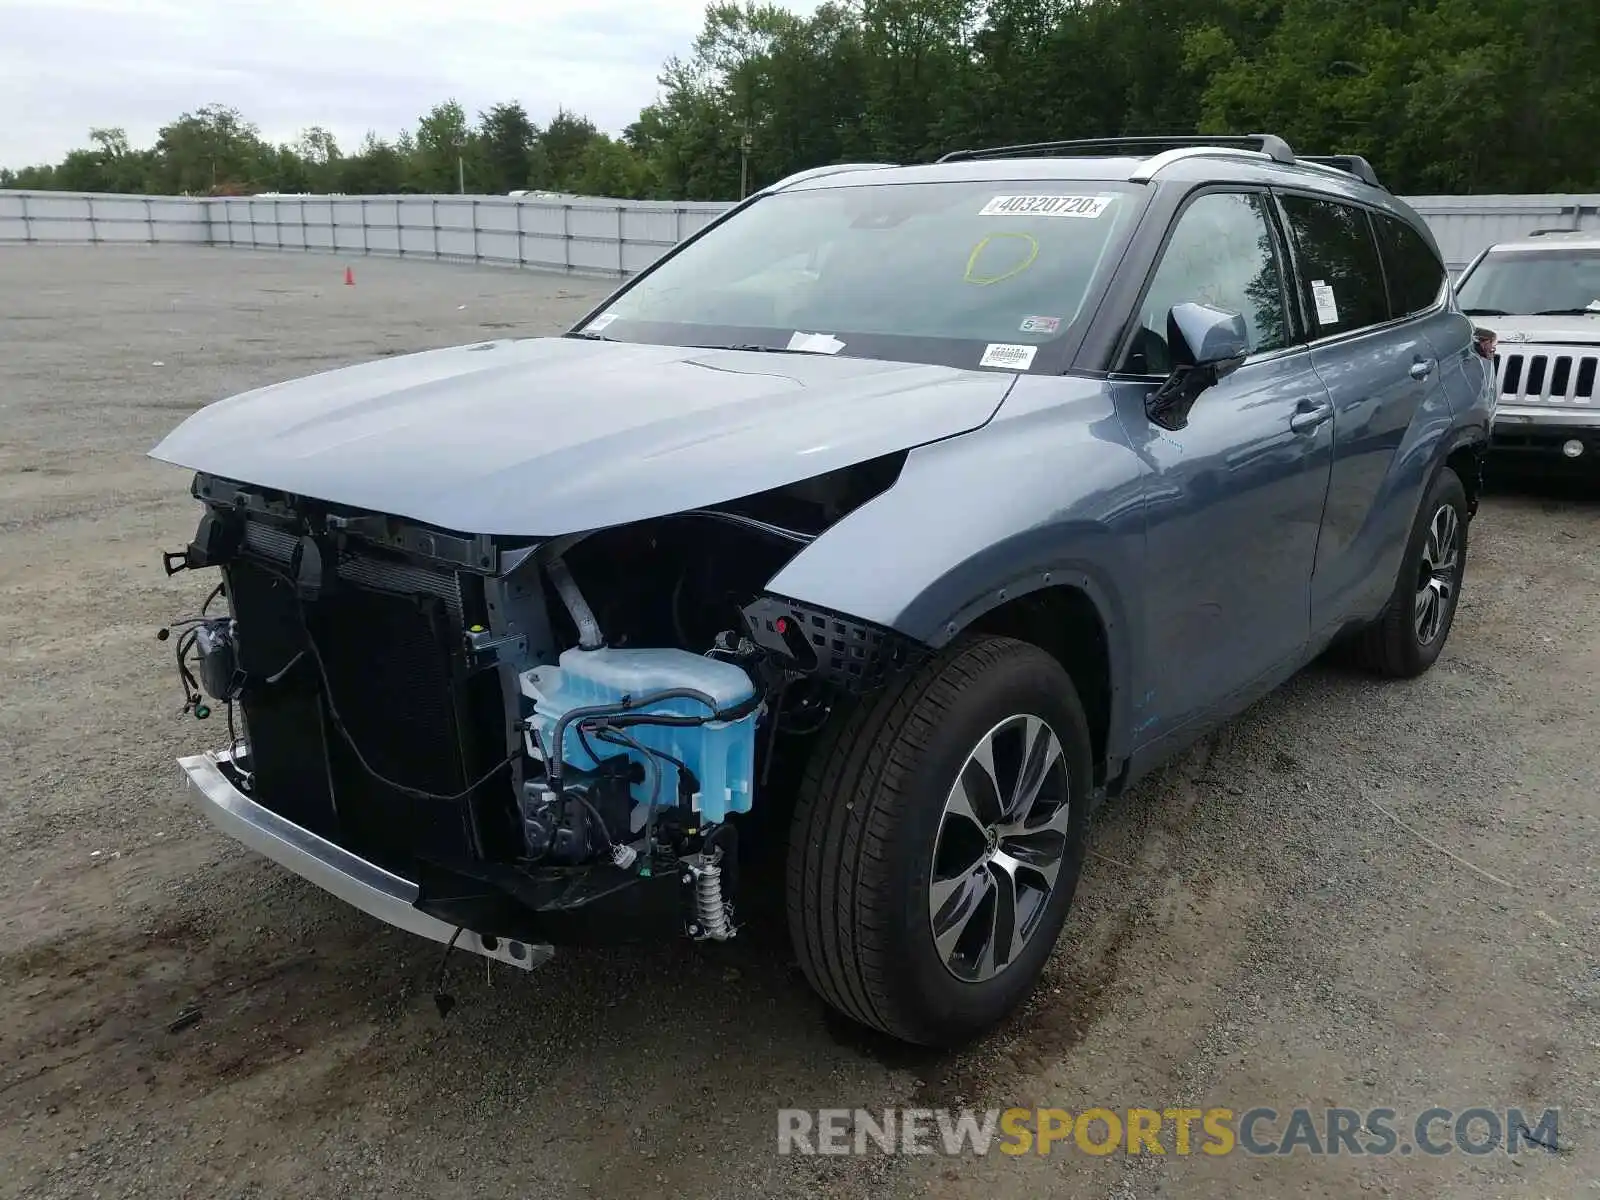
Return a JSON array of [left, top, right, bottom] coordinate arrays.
[[786, 634, 1091, 1047], [1354, 466, 1469, 678]]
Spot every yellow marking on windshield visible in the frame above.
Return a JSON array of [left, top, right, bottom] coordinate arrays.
[[964, 232, 1039, 286]]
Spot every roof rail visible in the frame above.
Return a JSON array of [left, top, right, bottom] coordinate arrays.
[[936, 133, 1296, 166], [1526, 226, 1581, 238], [765, 162, 897, 192], [1298, 154, 1383, 189], [1128, 146, 1276, 182]]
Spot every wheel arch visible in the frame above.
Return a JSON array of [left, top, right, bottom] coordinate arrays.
[[960, 581, 1124, 791], [1442, 432, 1486, 518]]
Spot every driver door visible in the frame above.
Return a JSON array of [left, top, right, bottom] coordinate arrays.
[[1125, 189, 1335, 747]]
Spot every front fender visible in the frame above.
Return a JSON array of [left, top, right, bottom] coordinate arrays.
[[764, 374, 1148, 724]]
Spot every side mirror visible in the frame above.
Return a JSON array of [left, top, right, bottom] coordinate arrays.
[[1146, 302, 1251, 431]]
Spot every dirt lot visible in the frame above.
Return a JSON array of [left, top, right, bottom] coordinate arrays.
[[0, 245, 1595, 1200]]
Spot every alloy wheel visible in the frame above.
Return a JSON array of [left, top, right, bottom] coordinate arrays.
[[928, 714, 1072, 983], [1414, 502, 1462, 647]]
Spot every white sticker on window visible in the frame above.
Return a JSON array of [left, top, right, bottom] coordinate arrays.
[[786, 331, 845, 354], [1019, 314, 1061, 334], [586, 312, 618, 332], [1311, 280, 1340, 326], [980, 343, 1037, 370], [979, 194, 1115, 219]]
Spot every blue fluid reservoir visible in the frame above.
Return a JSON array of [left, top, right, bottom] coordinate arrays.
[[519, 647, 762, 826]]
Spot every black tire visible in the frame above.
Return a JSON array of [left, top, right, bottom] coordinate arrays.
[[785, 634, 1092, 1048], [1353, 466, 1470, 678]]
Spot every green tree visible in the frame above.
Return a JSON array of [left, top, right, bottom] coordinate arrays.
[[571, 134, 653, 197], [478, 102, 540, 192], [414, 99, 476, 192], [538, 108, 601, 189], [148, 104, 271, 194], [340, 133, 406, 193], [4, 2, 1599, 198]]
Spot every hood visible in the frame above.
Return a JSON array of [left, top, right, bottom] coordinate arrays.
[[149, 337, 1015, 536], [1480, 315, 1600, 346]]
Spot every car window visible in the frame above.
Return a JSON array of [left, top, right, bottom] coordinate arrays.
[[1374, 213, 1446, 317], [1278, 195, 1389, 336], [590, 179, 1143, 373], [1124, 191, 1288, 375], [1455, 248, 1600, 316]]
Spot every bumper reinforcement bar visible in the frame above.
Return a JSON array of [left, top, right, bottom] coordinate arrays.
[[177, 750, 553, 971]]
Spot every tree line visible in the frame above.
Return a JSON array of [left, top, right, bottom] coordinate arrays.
[[4, 0, 1596, 201]]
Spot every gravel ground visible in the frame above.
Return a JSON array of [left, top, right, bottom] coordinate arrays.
[[1, 245, 1595, 1200]]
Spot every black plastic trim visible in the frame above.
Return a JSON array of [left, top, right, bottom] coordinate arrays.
[[742, 594, 928, 694]]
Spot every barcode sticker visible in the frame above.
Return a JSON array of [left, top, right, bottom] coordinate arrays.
[[979, 195, 1115, 219], [980, 343, 1038, 370]]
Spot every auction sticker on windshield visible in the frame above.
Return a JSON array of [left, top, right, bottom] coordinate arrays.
[[980, 343, 1038, 370], [979, 195, 1115, 218]]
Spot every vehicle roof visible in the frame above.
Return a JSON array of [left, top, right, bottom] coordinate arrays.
[[1486, 230, 1600, 253], [776, 150, 1422, 226]]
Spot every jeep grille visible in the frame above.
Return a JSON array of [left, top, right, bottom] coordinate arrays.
[[1493, 347, 1600, 406]]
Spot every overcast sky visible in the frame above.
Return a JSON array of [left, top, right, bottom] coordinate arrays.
[[1, 0, 811, 167]]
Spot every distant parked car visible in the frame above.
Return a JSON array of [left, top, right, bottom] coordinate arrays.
[[153, 134, 1493, 1048], [1456, 229, 1600, 468]]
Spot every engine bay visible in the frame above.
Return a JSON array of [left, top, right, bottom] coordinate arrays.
[[159, 456, 918, 948]]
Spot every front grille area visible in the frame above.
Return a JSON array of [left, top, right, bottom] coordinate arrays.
[[226, 538, 507, 876], [1493, 347, 1600, 405], [242, 519, 464, 618]]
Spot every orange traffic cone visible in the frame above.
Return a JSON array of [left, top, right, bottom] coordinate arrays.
[[344, 267, 355, 286]]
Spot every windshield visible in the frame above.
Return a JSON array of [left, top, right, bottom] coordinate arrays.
[[580, 179, 1144, 372], [1456, 247, 1600, 315]]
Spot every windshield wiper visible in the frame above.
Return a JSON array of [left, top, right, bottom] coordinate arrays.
[[688, 343, 816, 354], [568, 331, 617, 341], [1531, 307, 1600, 316], [1460, 307, 1509, 316]]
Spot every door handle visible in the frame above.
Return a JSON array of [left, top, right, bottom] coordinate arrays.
[[1290, 400, 1334, 434], [1409, 357, 1436, 381]]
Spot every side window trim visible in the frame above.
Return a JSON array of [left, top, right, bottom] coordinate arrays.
[[1112, 184, 1294, 375], [1257, 188, 1305, 344], [1374, 212, 1408, 320], [1363, 208, 1398, 323], [1374, 210, 1450, 319], [1264, 190, 1312, 342], [1271, 187, 1449, 346]]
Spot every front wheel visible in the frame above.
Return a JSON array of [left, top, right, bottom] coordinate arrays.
[[1354, 466, 1470, 678], [786, 635, 1092, 1048]]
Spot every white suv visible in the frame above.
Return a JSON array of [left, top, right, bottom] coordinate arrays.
[[1456, 229, 1600, 468]]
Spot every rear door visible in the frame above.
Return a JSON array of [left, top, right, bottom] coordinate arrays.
[[1373, 211, 1477, 420], [1275, 193, 1449, 638]]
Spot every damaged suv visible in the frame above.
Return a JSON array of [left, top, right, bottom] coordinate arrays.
[[154, 135, 1493, 1048]]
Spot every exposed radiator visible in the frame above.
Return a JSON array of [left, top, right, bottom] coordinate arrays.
[[225, 541, 503, 875]]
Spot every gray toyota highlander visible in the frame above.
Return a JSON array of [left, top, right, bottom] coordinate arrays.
[[152, 134, 1495, 1047]]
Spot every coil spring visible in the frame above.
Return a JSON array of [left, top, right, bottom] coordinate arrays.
[[694, 861, 734, 940]]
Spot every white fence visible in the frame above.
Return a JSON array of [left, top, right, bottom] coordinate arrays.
[[1405, 193, 1600, 271], [2, 187, 1597, 276], [0, 190, 729, 277]]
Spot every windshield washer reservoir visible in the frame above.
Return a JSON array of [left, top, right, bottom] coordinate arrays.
[[519, 648, 761, 825]]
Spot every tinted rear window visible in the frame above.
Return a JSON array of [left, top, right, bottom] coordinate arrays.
[[1279, 195, 1389, 336], [1374, 213, 1447, 317]]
